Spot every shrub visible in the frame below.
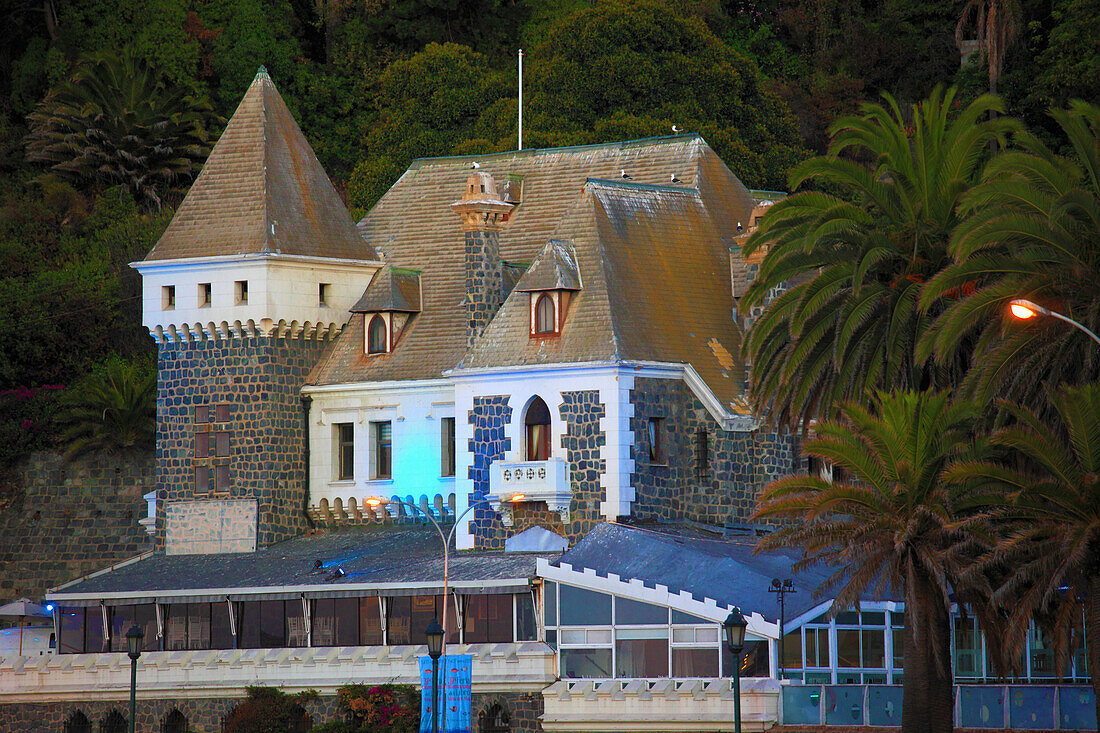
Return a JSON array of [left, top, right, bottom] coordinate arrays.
[[336, 684, 419, 733], [222, 686, 317, 733]]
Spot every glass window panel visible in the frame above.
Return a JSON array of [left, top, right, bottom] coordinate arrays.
[[238, 602, 261, 648], [195, 405, 210, 424], [953, 617, 979, 677], [516, 593, 537, 641], [559, 586, 611, 626], [546, 629, 557, 650], [332, 598, 358, 646], [811, 614, 829, 624], [441, 417, 455, 477], [408, 595, 440, 645], [312, 599, 335, 647], [1029, 625, 1055, 678], [673, 647, 719, 677], [864, 672, 887, 684], [215, 431, 230, 457], [85, 608, 105, 653], [724, 639, 769, 677], [195, 432, 210, 458], [215, 404, 230, 422], [615, 628, 668, 640], [782, 631, 802, 669], [188, 603, 211, 650], [837, 670, 861, 684], [464, 594, 513, 644], [616, 638, 669, 677], [195, 467, 210, 493], [258, 601, 285, 647], [214, 464, 230, 491], [387, 597, 411, 645], [561, 648, 613, 678], [862, 629, 885, 668], [359, 598, 383, 646], [59, 608, 84, 654], [211, 603, 233, 650], [696, 627, 718, 643], [837, 629, 860, 667], [544, 582, 557, 627], [671, 628, 695, 644], [835, 611, 860, 625], [337, 423, 354, 480], [671, 610, 711, 625], [374, 421, 392, 479], [862, 612, 885, 625], [615, 597, 668, 626], [892, 629, 905, 669], [560, 629, 586, 645], [890, 612, 905, 628], [806, 628, 829, 667], [108, 605, 132, 652], [586, 629, 612, 644]]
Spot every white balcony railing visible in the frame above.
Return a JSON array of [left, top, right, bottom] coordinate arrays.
[[488, 458, 571, 525]]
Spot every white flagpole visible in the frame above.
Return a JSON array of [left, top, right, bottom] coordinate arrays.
[[518, 48, 524, 150]]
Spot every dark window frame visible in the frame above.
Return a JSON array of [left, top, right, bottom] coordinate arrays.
[[372, 420, 392, 479], [367, 314, 388, 354], [533, 292, 557, 336], [441, 417, 456, 477], [648, 417, 666, 465], [524, 397, 552, 461], [336, 423, 354, 481]]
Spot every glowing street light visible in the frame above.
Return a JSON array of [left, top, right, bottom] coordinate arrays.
[[1009, 299, 1100, 346]]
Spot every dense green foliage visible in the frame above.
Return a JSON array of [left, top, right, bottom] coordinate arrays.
[[56, 355, 156, 458], [222, 686, 317, 733]]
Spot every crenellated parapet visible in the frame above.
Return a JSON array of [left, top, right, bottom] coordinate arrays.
[[151, 318, 343, 344]]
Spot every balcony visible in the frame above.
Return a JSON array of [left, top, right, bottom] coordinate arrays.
[[488, 458, 571, 525]]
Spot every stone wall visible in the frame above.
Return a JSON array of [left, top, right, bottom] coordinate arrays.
[[0, 450, 152, 604], [465, 229, 503, 349], [0, 690, 543, 732], [629, 377, 794, 526], [468, 390, 607, 550], [155, 335, 330, 549]]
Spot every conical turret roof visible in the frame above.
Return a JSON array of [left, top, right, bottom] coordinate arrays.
[[144, 68, 376, 262]]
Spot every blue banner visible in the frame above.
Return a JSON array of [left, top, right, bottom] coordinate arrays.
[[419, 654, 472, 733]]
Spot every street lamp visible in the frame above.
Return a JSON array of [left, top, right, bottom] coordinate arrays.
[[723, 608, 748, 733], [769, 578, 795, 680], [125, 623, 144, 733], [425, 618, 445, 733], [1009, 298, 1100, 346]]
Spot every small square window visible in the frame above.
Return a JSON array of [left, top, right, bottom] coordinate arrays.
[[648, 417, 665, 464], [162, 285, 176, 310], [195, 432, 210, 458], [235, 280, 248, 305], [195, 467, 210, 493], [214, 464, 230, 491], [214, 404, 231, 423], [319, 283, 330, 306], [195, 405, 211, 424], [199, 283, 212, 307]]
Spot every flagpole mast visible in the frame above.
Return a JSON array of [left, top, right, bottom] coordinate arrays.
[[518, 48, 524, 150]]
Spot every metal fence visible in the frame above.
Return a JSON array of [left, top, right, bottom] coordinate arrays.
[[781, 684, 1097, 730]]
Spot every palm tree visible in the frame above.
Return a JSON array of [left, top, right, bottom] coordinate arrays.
[[947, 381, 1100, 722], [56, 356, 156, 458], [741, 86, 1015, 430], [25, 49, 218, 210], [752, 389, 1000, 733], [920, 101, 1100, 417], [955, 0, 1022, 97]]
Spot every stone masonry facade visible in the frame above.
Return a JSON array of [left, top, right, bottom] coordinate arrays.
[[470, 390, 607, 550], [629, 377, 795, 526], [155, 335, 330, 549], [0, 450, 152, 603], [464, 229, 504, 349]]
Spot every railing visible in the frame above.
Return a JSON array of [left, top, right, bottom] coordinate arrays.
[[488, 458, 571, 524], [781, 684, 1097, 730]]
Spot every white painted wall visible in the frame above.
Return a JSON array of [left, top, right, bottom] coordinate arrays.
[[132, 254, 381, 339], [302, 379, 457, 512]]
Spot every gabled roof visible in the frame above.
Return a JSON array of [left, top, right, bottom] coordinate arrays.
[[144, 68, 376, 262], [351, 266, 421, 313], [308, 135, 754, 387], [459, 179, 745, 406], [514, 240, 581, 292]]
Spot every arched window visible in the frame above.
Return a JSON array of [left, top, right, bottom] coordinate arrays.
[[525, 397, 551, 461], [478, 703, 511, 733], [367, 314, 388, 354], [64, 710, 91, 733], [534, 293, 555, 334], [100, 709, 127, 733], [161, 709, 189, 733]]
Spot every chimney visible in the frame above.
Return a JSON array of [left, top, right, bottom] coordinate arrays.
[[451, 172, 514, 349]]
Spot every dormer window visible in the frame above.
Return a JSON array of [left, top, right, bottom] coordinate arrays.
[[367, 314, 388, 354], [529, 291, 569, 337], [535, 294, 555, 334]]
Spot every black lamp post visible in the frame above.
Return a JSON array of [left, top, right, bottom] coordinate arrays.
[[723, 608, 748, 733], [125, 623, 144, 733], [769, 578, 796, 680], [425, 618, 445, 733]]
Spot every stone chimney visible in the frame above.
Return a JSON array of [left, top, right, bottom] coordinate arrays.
[[451, 172, 514, 349]]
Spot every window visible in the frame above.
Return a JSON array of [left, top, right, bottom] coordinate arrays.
[[214, 464, 230, 492], [63, 710, 91, 733], [195, 467, 210, 493], [367, 314, 388, 354], [215, 404, 231, 422], [162, 285, 175, 310], [335, 423, 354, 481], [319, 283, 330, 306], [648, 417, 665, 464], [372, 421, 392, 479], [199, 282, 212, 307], [463, 594, 513, 643], [953, 616, 980, 678], [195, 433, 210, 459], [534, 293, 555, 334], [162, 709, 188, 733], [694, 428, 709, 479], [616, 629, 669, 677], [215, 431, 231, 457], [235, 280, 248, 305], [524, 397, 551, 461], [441, 417, 455, 477], [517, 593, 537, 641], [195, 405, 210, 424]]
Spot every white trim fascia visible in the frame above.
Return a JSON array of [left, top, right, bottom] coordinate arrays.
[[131, 253, 381, 272], [447, 361, 623, 380], [537, 557, 778, 639], [47, 577, 532, 603], [303, 377, 454, 396], [626, 361, 757, 433], [784, 599, 904, 631], [47, 551, 155, 594]]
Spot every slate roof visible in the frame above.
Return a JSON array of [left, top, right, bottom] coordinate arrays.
[[514, 240, 581, 292], [351, 266, 422, 313], [48, 525, 552, 604], [554, 523, 901, 622], [144, 68, 376, 263], [308, 135, 755, 391]]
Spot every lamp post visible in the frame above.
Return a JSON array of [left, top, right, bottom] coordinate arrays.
[[125, 623, 144, 733], [425, 618, 445, 733], [769, 578, 795, 680], [1009, 298, 1100, 346], [723, 608, 748, 733]]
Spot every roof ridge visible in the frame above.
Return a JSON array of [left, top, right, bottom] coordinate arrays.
[[407, 134, 705, 169], [261, 73, 271, 254], [585, 178, 701, 195]]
